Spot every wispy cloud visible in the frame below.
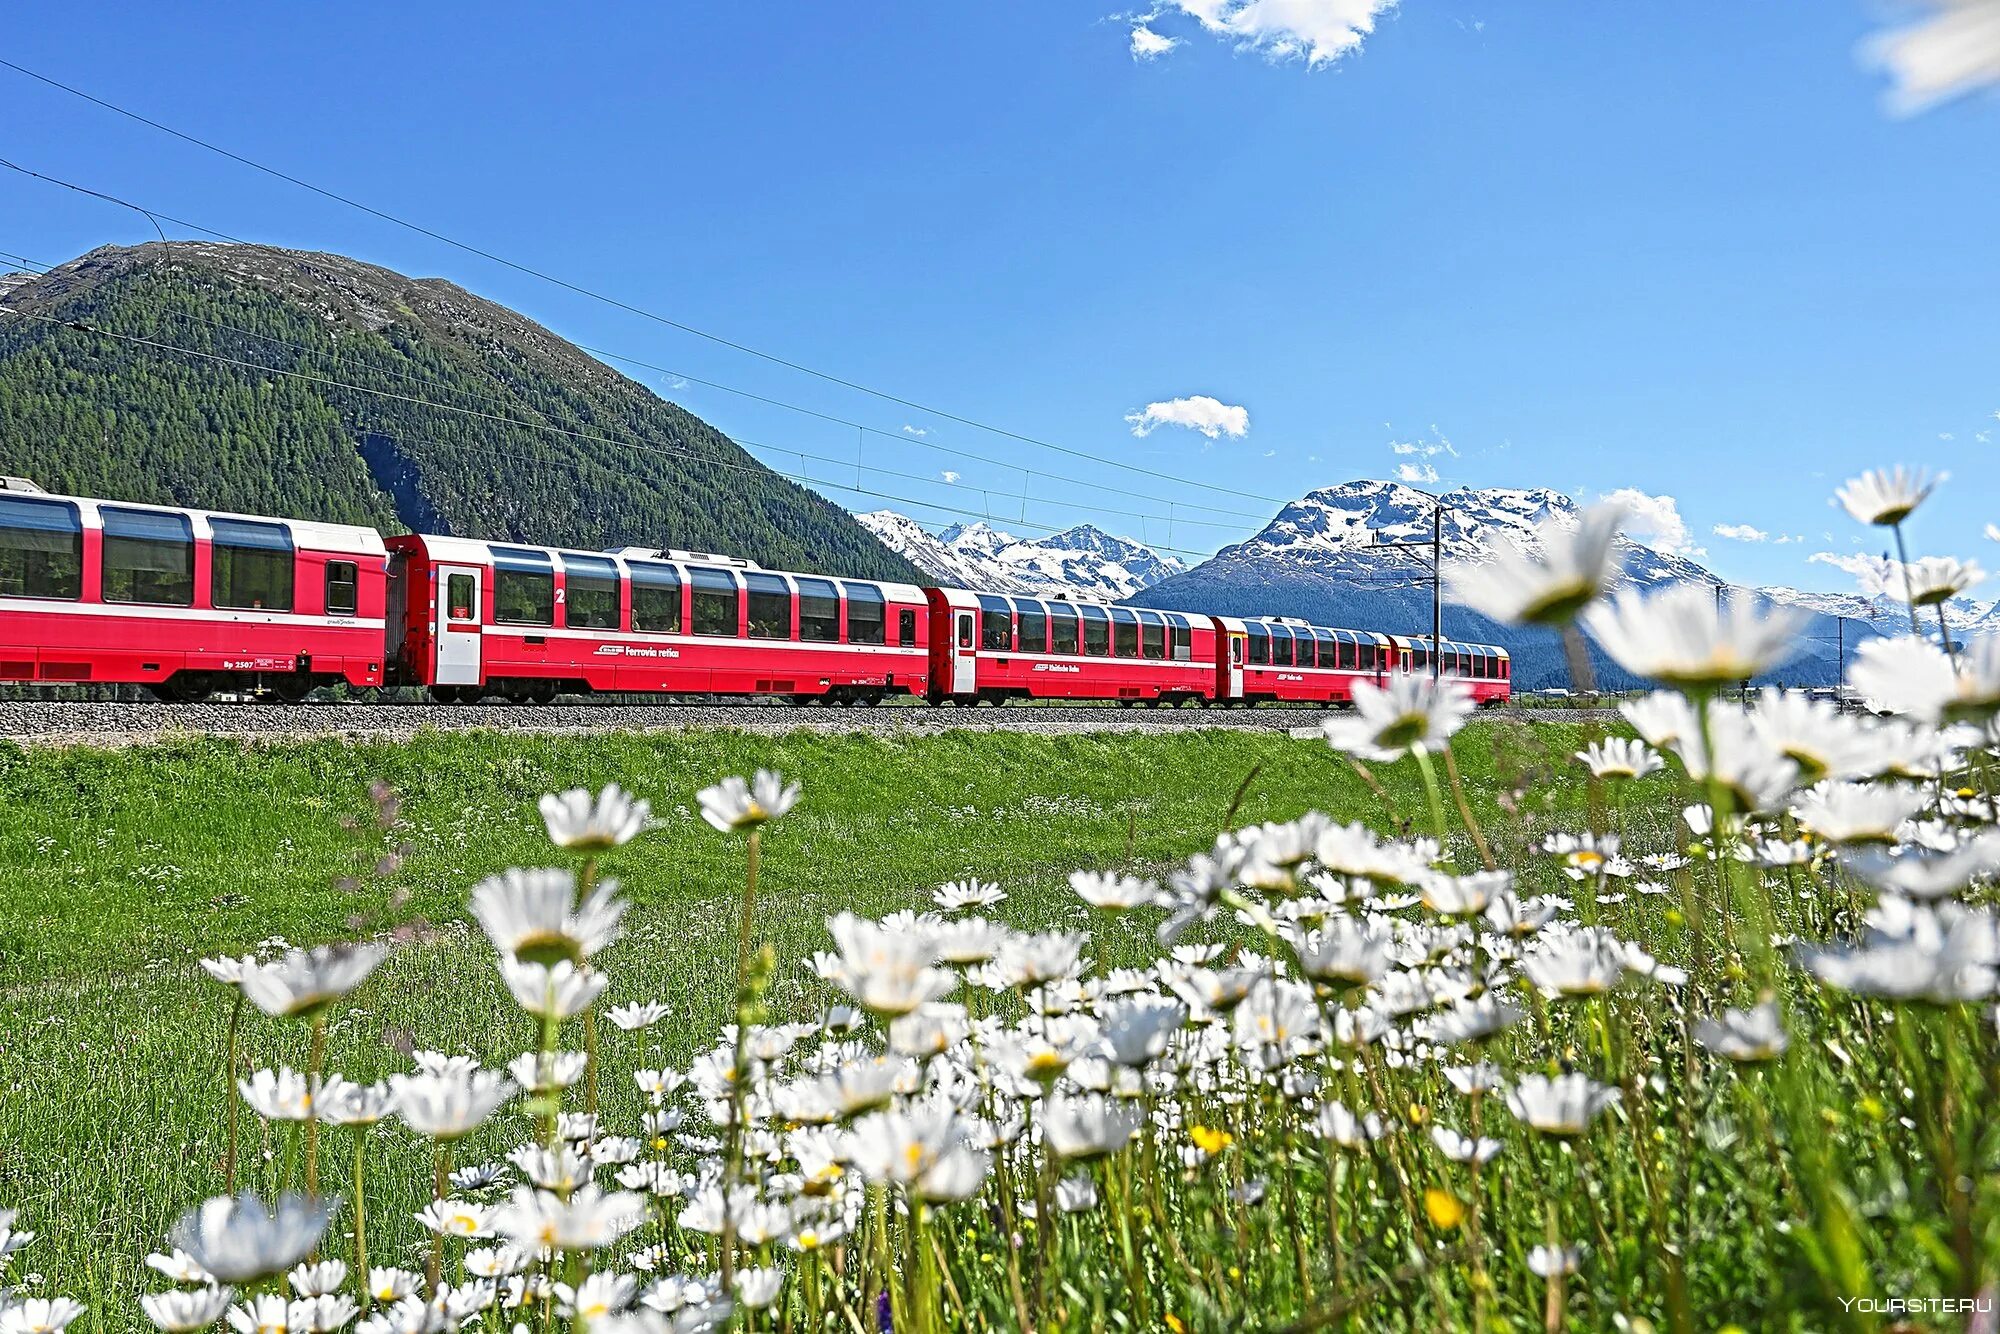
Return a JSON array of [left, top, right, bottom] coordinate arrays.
[[1121, 0, 1398, 69], [1863, 0, 2000, 115], [1129, 23, 1181, 59], [1395, 462, 1439, 484], [1600, 487, 1705, 559], [902, 424, 929, 437], [1125, 395, 1250, 440], [1713, 522, 1769, 543], [940, 470, 961, 484]]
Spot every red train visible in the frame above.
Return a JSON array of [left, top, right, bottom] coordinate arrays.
[[0, 482, 1511, 707]]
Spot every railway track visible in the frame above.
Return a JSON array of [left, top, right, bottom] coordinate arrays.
[[0, 698, 1622, 745]]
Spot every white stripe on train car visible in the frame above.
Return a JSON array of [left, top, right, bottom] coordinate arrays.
[[0, 599, 385, 630]]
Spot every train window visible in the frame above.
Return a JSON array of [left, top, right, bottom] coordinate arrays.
[[898, 608, 917, 646], [843, 582, 886, 644], [1048, 603, 1079, 655], [1078, 605, 1109, 656], [1138, 612, 1165, 660], [564, 555, 621, 630], [689, 566, 739, 636], [492, 548, 555, 626], [0, 495, 83, 601], [1014, 599, 1048, 653], [745, 573, 793, 640], [629, 562, 682, 633], [1171, 622, 1191, 661], [1269, 626, 1294, 667], [1315, 628, 1337, 668], [1246, 624, 1269, 665], [210, 518, 295, 612], [101, 507, 194, 607], [445, 573, 476, 621], [325, 561, 359, 617], [1110, 608, 1139, 658], [978, 594, 1013, 652], [797, 578, 839, 642]]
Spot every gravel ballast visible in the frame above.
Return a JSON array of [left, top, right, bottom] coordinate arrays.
[[0, 700, 1618, 747]]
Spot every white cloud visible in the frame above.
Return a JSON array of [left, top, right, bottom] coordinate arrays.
[[939, 470, 960, 484], [1713, 522, 1769, 543], [902, 424, 929, 437], [1126, 0, 1398, 68], [1986, 523, 2000, 542], [1124, 395, 1250, 440], [1129, 23, 1181, 58], [1809, 550, 1888, 579], [1395, 462, 1439, 484], [1389, 432, 1456, 459], [1600, 487, 1705, 558], [1863, 0, 2000, 115]]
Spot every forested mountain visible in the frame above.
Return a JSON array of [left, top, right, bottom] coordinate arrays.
[[0, 243, 920, 582]]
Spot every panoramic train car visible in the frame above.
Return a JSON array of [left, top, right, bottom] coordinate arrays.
[[387, 534, 931, 703], [0, 482, 388, 700], [1385, 633, 1513, 704], [924, 589, 1218, 705], [1217, 615, 1399, 706]]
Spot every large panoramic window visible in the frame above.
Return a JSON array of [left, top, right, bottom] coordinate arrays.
[[689, 566, 739, 636], [209, 518, 295, 612], [979, 595, 1013, 651], [0, 495, 82, 600], [101, 506, 194, 607], [492, 547, 555, 626], [745, 572, 793, 640], [1246, 624, 1270, 665], [797, 578, 839, 643], [563, 555, 620, 630], [1080, 605, 1110, 656], [843, 582, 885, 645], [1048, 603, 1079, 655], [1014, 599, 1048, 653], [629, 562, 682, 633]]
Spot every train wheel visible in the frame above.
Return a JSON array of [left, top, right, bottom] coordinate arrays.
[[270, 674, 313, 704], [163, 673, 215, 704], [530, 681, 559, 706]]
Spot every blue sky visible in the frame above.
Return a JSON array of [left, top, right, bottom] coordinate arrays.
[[2, 1, 1994, 591]]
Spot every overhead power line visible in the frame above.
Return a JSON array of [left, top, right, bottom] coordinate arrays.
[[0, 57, 1292, 507], [0, 158, 1277, 533]]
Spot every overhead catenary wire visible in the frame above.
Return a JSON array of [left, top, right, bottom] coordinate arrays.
[[0, 57, 1295, 508], [0, 159, 1277, 528]]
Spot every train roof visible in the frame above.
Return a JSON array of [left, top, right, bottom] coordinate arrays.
[[15, 488, 386, 555], [930, 587, 1206, 622], [1387, 632, 1510, 657], [398, 533, 926, 600]]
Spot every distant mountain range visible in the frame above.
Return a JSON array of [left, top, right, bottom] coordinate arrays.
[[855, 512, 1184, 600], [1122, 480, 1890, 691]]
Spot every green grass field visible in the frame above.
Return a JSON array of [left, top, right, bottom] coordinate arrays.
[[0, 721, 1600, 1316]]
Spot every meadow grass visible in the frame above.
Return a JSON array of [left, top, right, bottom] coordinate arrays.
[[0, 721, 1598, 1320]]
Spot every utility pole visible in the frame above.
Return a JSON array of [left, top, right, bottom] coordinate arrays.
[[1373, 492, 1447, 681], [1835, 615, 1845, 706]]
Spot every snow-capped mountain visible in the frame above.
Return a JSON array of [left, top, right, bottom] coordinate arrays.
[[1757, 584, 2000, 635], [855, 511, 1184, 601], [1131, 479, 1878, 690]]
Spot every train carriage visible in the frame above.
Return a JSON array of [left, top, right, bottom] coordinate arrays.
[[1216, 615, 1399, 706], [387, 534, 930, 703], [1387, 634, 1512, 704], [925, 589, 1217, 705], [0, 481, 388, 700]]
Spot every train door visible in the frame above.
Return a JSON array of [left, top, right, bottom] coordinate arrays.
[[435, 564, 484, 686], [1225, 632, 1245, 699], [951, 609, 976, 693]]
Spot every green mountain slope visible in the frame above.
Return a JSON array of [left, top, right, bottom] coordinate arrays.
[[0, 242, 920, 582]]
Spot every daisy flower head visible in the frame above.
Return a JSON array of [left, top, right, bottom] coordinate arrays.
[[494, 1184, 645, 1253], [933, 878, 1006, 913], [1446, 501, 1625, 626], [1069, 870, 1159, 912], [170, 1193, 330, 1285], [500, 958, 611, 1021], [0, 1302, 85, 1334], [608, 1000, 671, 1031], [140, 1287, 233, 1333], [1528, 1244, 1584, 1277], [1584, 585, 1804, 690], [1834, 465, 1941, 527], [1041, 1093, 1144, 1161], [238, 944, 384, 1021], [1575, 736, 1662, 781], [696, 770, 799, 832], [391, 1069, 516, 1141], [1503, 1073, 1621, 1137], [1851, 634, 2000, 725], [470, 867, 626, 966], [538, 783, 650, 851], [1871, 555, 1986, 608], [1323, 674, 1475, 761], [1694, 999, 1788, 1063]]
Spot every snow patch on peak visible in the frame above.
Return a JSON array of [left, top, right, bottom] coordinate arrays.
[[857, 511, 1183, 601]]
